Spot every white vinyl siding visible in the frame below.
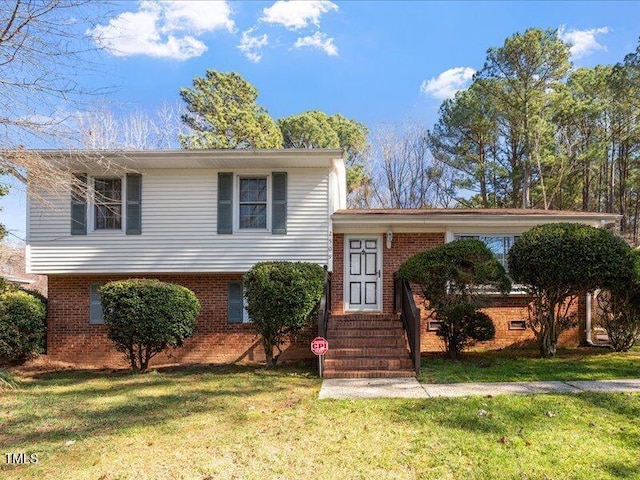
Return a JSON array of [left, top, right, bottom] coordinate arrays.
[[28, 168, 330, 273]]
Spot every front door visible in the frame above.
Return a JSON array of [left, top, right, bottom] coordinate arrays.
[[345, 236, 382, 312]]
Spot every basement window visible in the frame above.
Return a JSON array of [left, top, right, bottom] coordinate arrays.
[[509, 320, 527, 330], [428, 320, 443, 332]]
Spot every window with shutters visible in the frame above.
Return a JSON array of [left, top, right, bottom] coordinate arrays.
[[72, 173, 141, 236], [89, 284, 104, 324]]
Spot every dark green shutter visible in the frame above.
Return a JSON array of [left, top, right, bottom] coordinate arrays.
[[126, 173, 142, 235], [218, 173, 233, 234], [272, 172, 287, 234], [228, 282, 244, 323], [71, 174, 87, 235]]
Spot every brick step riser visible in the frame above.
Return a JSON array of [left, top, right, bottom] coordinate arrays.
[[328, 321, 404, 330], [323, 370, 416, 379], [325, 348, 410, 358], [324, 359, 414, 369], [330, 329, 405, 338], [329, 316, 401, 322], [329, 339, 407, 348]]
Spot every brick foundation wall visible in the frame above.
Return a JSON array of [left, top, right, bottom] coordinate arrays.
[[417, 294, 582, 353], [331, 233, 583, 352], [47, 274, 316, 368]]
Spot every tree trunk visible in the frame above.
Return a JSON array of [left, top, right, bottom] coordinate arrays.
[[262, 337, 277, 368], [539, 318, 558, 358]]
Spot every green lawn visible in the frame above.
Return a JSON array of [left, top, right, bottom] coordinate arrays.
[[1, 364, 640, 479], [420, 347, 640, 384]]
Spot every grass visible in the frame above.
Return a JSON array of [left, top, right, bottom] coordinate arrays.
[[1, 364, 640, 479], [419, 347, 640, 384]]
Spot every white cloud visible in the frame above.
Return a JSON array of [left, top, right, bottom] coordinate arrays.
[[89, 1, 234, 60], [558, 25, 609, 59], [293, 31, 338, 56], [238, 28, 269, 63], [420, 67, 476, 100], [261, 1, 338, 30]]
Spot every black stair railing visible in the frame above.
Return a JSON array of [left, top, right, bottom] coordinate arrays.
[[316, 271, 331, 377], [394, 272, 421, 375]]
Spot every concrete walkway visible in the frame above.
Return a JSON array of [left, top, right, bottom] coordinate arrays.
[[318, 378, 640, 400]]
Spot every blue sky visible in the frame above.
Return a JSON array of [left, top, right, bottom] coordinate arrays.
[[3, 0, 640, 242]]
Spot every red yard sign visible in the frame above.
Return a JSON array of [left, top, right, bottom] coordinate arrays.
[[311, 336, 329, 355]]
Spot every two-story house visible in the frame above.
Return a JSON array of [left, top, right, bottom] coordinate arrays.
[[26, 149, 618, 377]]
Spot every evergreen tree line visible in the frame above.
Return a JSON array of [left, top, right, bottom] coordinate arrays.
[[429, 29, 640, 243]]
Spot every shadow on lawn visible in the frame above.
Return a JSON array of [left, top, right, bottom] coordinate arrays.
[[1, 363, 318, 449]]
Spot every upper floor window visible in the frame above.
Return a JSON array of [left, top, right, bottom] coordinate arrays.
[[94, 177, 123, 230], [454, 234, 519, 271], [238, 177, 268, 230]]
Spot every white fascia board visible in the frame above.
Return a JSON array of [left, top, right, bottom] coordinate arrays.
[[331, 213, 621, 232], [21, 149, 343, 171]]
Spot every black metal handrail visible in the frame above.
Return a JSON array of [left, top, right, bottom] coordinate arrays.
[[316, 272, 331, 377], [318, 271, 331, 339], [394, 272, 421, 375]]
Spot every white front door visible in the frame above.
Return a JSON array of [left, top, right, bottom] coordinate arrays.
[[345, 236, 382, 312]]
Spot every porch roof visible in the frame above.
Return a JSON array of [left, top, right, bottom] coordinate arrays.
[[331, 208, 621, 232]]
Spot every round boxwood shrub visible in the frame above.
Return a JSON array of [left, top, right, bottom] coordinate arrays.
[[100, 279, 200, 372], [244, 261, 326, 367], [0, 290, 47, 364], [508, 222, 631, 357], [438, 303, 496, 359]]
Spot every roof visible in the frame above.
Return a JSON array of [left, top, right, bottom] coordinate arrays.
[[3, 148, 344, 170], [2, 274, 35, 285], [332, 208, 621, 232], [334, 208, 619, 217]]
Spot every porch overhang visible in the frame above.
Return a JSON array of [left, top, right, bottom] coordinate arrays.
[[331, 209, 621, 233]]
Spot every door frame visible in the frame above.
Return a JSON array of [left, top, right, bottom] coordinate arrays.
[[343, 234, 383, 312]]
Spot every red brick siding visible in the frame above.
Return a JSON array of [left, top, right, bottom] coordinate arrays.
[[331, 233, 445, 315], [416, 294, 582, 353], [331, 233, 583, 352], [47, 274, 315, 367]]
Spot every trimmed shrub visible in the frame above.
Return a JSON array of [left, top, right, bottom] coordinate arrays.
[[437, 304, 496, 359], [0, 290, 46, 364], [508, 222, 631, 357], [100, 279, 200, 372], [399, 239, 511, 358], [244, 261, 326, 367], [597, 249, 640, 352]]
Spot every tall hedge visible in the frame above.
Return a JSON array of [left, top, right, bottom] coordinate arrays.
[[508, 222, 631, 357], [244, 262, 326, 367], [0, 290, 47, 364], [100, 279, 200, 372]]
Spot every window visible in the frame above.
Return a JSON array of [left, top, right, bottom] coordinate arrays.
[[509, 319, 527, 330], [89, 284, 104, 324], [428, 320, 443, 331], [71, 173, 141, 236], [238, 177, 267, 230], [228, 281, 251, 323], [454, 235, 520, 271], [94, 177, 122, 230]]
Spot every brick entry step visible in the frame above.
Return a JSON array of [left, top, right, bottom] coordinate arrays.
[[323, 314, 415, 379]]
